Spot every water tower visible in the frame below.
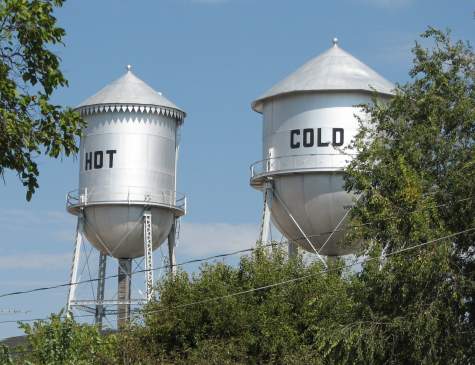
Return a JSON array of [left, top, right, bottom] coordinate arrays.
[[65, 66, 186, 328], [250, 39, 394, 263]]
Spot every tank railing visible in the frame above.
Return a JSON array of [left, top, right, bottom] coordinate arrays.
[[250, 153, 356, 180], [66, 186, 186, 212]]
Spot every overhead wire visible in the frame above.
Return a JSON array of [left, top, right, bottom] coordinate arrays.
[[0, 227, 473, 326], [133, 227, 475, 316], [0, 195, 472, 301]]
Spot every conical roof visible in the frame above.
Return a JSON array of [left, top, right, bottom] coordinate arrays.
[[77, 66, 185, 115], [252, 39, 394, 112]]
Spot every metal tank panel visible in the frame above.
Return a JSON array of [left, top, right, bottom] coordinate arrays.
[[270, 173, 355, 256], [67, 68, 186, 259], [260, 92, 370, 173], [78, 111, 177, 203], [251, 40, 394, 256], [82, 205, 173, 259]]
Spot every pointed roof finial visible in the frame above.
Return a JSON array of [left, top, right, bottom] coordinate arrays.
[[332, 37, 339, 46], [126, 64, 132, 72]]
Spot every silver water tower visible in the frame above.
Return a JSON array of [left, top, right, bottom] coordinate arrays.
[[250, 39, 394, 263], [66, 66, 186, 328]]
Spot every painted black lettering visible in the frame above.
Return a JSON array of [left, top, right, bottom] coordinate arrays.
[[317, 128, 329, 147], [290, 129, 300, 149], [332, 128, 344, 146], [303, 128, 314, 147], [106, 150, 117, 168], [85, 152, 92, 171], [94, 151, 103, 169]]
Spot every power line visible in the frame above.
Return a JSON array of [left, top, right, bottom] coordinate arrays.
[[0, 244, 273, 300], [135, 228, 475, 315], [0, 195, 471, 302], [1, 227, 473, 326], [0, 309, 30, 315]]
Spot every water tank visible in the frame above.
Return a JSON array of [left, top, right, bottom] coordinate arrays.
[[250, 39, 394, 256], [67, 66, 186, 259]]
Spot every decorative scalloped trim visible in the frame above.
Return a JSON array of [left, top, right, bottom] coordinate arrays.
[[76, 103, 185, 121]]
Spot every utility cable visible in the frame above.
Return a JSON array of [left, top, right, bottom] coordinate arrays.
[[0, 195, 472, 301], [133, 228, 475, 316], [1, 227, 473, 325]]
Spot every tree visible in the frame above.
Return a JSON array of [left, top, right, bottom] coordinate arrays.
[[0, 344, 13, 365], [0, 0, 83, 200], [119, 246, 352, 365], [13, 313, 117, 365], [343, 27, 475, 363]]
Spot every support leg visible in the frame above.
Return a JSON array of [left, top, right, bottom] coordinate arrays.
[[95, 252, 107, 329], [259, 181, 273, 244], [143, 210, 154, 301], [117, 258, 132, 329], [66, 215, 83, 316], [168, 220, 177, 276]]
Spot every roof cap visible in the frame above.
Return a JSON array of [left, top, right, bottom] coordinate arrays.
[[77, 66, 185, 116], [252, 39, 395, 112]]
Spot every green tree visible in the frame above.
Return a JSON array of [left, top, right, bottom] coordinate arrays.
[[343, 27, 475, 364], [14, 313, 117, 365], [118, 246, 359, 364], [0, 344, 13, 365], [0, 0, 83, 200]]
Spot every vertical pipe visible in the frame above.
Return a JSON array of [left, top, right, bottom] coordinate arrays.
[[168, 221, 177, 276], [117, 258, 132, 329], [95, 252, 107, 329]]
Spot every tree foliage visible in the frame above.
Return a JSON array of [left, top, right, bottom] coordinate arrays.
[[1, 314, 117, 365], [118, 248, 356, 364], [0, 0, 83, 200], [342, 27, 475, 364], [347, 28, 475, 364]]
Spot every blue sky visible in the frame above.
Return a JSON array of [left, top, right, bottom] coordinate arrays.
[[0, 0, 473, 338]]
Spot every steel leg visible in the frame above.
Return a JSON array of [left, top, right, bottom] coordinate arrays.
[[66, 215, 84, 316], [259, 181, 273, 244], [143, 210, 154, 301], [95, 252, 107, 329], [168, 220, 177, 276], [117, 258, 132, 329]]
